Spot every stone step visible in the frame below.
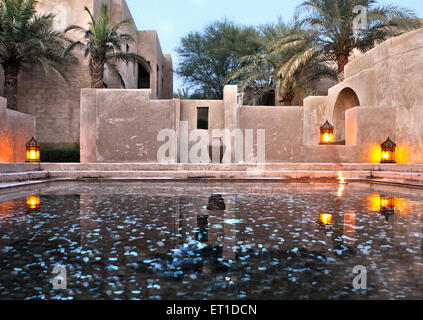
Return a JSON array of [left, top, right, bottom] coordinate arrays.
[[0, 171, 49, 183], [0, 163, 40, 173], [44, 169, 423, 184], [40, 162, 423, 172], [47, 170, 371, 180]]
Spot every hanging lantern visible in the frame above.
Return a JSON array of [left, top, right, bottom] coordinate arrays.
[[380, 137, 396, 163], [25, 137, 40, 162], [380, 196, 395, 221], [319, 213, 333, 226], [320, 120, 334, 144], [26, 195, 40, 210]]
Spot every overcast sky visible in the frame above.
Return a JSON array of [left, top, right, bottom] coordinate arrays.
[[126, 0, 423, 92]]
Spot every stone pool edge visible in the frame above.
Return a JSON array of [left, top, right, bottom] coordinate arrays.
[[2, 163, 423, 192]]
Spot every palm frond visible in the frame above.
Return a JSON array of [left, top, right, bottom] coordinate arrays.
[[65, 3, 150, 88]]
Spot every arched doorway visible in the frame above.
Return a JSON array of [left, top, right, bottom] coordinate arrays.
[[333, 88, 360, 143]]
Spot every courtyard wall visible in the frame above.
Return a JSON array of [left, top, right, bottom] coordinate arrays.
[[81, 89, 179, 163], [335, 28, 423, 163], [80, 86, 385, 164], [0, 97, 36, 162], [78, 27, 423, 165]]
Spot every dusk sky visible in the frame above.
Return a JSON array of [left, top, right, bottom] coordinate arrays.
[[126, 0, 423, 92]]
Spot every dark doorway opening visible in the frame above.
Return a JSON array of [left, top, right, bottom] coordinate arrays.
[[138, 62, 150, 89]]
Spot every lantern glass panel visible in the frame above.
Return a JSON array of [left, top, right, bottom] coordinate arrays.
[[380, 137, 396, 164], [25, 137, 40, 162], [320, 121, 335, 144]]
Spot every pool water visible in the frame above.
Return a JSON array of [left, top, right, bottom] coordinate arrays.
[[0, 181, 423, 300]]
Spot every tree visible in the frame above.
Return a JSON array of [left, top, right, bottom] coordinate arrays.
[[0, 0, 70, 110], [230, 21, 337, 106], [65, 4, 149, 88], [276, 0, 421, 83], [176, 19, 261, 99], [173, 88, 205, 100]]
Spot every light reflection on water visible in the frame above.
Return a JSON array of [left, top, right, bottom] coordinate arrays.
[[0, 181, 423, 300]]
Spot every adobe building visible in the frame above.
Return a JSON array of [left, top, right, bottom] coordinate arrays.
[[2, 1, 423, 166], [80, 27, 423, 164], [0, 0, 173, 149]]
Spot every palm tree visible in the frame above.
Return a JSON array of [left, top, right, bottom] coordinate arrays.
[[279, 0, 421, 82], [230, 21, 337, 106], [0, 0, 70, 110], [65, 4, 150, 88]]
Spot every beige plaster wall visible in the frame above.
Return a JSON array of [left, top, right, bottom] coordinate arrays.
[[81, 89, 178, 162], [163, 55, 174, 99], [137, 30, 171, 99], [303, 96, 328, 146], [342, 27, 423, 163], [180, 99, 224, 162], [180, 100, 225, 132], [237, 102, 384, 163], [0, 97, 36, 163], [238, 106, 304, 162], [345, 106, 396, 163], [80, 89, 98, 163], [79, 85, 396, 164], [346, 106, 396, 146]]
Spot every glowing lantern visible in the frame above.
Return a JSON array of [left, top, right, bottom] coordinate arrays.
[[319, 213, 333, 226], [25, 137, 40, 162], [380, 137, 396, 164], [380, 196, 395, 221], [320, 120, 334, 144], [26, 195, 40, 210]]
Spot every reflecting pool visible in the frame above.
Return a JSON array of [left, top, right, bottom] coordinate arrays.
[[1, 181, 423, 300]]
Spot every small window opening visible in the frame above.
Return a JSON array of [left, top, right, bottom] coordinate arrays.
[[197, 107, 209, 130]]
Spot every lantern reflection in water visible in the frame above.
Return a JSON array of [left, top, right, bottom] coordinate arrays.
[[337, 184, 345, 197], [26, 196, 40, 210], [368, 195, 411, 213], [379, 196, 395, 221], [367, 194, 408, 221], [319, 213, 333, 228]]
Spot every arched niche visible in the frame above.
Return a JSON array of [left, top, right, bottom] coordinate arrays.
[[333, 88, 360, 143]]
